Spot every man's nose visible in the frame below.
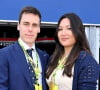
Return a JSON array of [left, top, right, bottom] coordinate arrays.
[[29, 26, 33, 31]]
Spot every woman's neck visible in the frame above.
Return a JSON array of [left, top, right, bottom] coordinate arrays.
[[64, 46, 72, 58]]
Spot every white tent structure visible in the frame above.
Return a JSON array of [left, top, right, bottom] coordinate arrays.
[[85, 24, 100, 64]]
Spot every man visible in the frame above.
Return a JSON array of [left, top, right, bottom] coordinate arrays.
[[0, 6, 49, 90]]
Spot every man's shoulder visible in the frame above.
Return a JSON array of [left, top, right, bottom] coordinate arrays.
[[36, 48, 49, 56], [0, 42, 18, 52]]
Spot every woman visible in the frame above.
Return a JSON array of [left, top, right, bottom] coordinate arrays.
[[46, 13, 99, 90]]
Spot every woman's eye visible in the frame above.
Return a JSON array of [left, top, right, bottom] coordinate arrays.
[[58, 27, 72, 31], [58, 28, 62, 31], [67, 28, 72, 30]]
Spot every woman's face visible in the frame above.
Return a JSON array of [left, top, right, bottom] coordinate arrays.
[[58, 18, 76, 49]]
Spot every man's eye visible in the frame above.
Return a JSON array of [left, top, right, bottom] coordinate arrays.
[[33, 24, 37, 27], [32, 24, 40, 27], [24, 23, 28, 26]]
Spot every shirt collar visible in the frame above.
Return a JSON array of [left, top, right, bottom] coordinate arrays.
[[19, 38, 36, 51]]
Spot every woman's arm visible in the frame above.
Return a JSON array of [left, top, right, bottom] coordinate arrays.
[[78, 53, 99, 90]]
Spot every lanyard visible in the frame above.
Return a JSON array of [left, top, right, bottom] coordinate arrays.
[[52, 57, 67, 83], [18, 39, 41, 84]]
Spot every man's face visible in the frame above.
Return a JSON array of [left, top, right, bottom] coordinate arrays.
[[17, 13, 40, 47]]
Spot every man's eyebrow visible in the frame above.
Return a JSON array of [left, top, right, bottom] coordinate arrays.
[[23, 22, 29, 23]]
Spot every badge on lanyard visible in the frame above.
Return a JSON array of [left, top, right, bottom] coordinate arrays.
[[35, 84, 42, 90], [49, 81, 58, 90]]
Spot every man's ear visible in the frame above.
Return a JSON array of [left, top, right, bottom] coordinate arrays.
[[38, 28, 40, 33], [17, 23, 20, 31]]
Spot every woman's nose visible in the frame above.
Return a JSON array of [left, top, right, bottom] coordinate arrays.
[[61, 29, 66, 35]]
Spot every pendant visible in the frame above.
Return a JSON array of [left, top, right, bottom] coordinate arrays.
[[49, 81, 58, 90]]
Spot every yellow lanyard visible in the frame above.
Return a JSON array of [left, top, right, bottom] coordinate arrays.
[[52, 57, 67, 83], [49, 57, 67, 90], [18, 39, 41, 85]]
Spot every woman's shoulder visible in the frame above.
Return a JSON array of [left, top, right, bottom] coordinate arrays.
[[75, 51, 100, 77], [76, 50, 99, 66]]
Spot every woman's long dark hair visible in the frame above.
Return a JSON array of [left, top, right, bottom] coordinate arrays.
[[46, 13, 92, 78]]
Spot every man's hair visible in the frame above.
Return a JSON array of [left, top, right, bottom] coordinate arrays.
[[18, 6, 41, 23]]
